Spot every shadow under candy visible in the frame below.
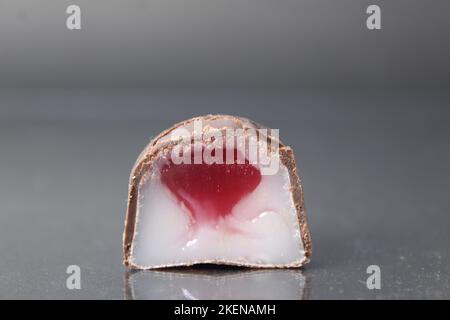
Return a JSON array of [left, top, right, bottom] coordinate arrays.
[[124, 266, 310, 300]]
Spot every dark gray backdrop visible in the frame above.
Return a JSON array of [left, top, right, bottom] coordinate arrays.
[[0, 0, 449, 89]]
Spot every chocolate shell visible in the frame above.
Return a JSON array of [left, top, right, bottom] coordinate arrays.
[[123, 114, 312, 269]]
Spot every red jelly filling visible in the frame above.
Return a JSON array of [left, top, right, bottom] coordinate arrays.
[[160, 149, 261, 225]]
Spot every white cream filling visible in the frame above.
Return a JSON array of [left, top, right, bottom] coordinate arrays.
[[130, 163, 305, 268]]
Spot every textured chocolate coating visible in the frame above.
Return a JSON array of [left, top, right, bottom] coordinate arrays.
[[123, 114, 312, 268]]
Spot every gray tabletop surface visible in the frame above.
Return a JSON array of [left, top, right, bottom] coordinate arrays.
[[0, 89, 449, 299]]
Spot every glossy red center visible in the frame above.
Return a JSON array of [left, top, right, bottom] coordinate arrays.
[[160, 149, 261, 225]]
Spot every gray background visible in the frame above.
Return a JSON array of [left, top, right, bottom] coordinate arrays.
[[0, 0, 449, 89], [0, 0, 449, 299]]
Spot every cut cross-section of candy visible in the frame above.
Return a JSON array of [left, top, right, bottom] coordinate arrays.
[[123, 115, 312, 269], [160, 152, 262, 226]]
